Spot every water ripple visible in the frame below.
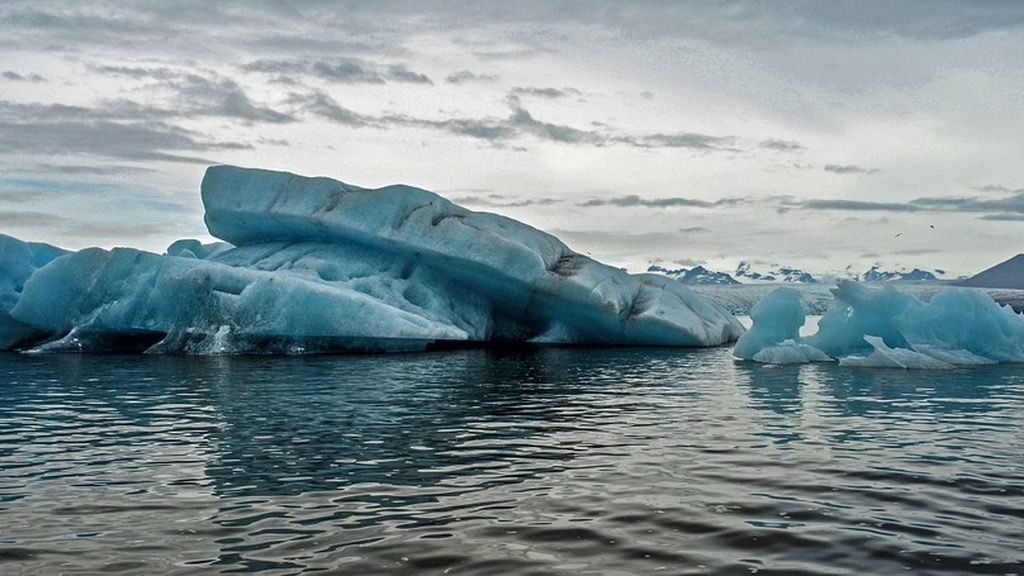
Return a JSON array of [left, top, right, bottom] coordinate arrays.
[[1, 348, 1022, 574]]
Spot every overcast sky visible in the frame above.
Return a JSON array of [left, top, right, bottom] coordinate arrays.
[[2, 1, 1024, 277]]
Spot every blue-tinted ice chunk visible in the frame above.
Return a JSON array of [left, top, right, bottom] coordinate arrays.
[[738, 280, 1024, 368]]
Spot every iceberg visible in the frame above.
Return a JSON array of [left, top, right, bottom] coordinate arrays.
[[0, 234, 68, 349], [1, 166, 743, 354], [735, 280, 1024, 368]]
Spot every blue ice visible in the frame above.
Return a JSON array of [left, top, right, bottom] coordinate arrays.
[[736, 280, 1024, 368]]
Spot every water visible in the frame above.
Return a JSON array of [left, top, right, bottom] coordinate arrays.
[[1, 349, 1022, 575]]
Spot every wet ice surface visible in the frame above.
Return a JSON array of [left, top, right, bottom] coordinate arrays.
[[1, 349, 1022, 575]]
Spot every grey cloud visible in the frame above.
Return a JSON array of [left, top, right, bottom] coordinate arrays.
[[679, 226, 708, 233], [795, 189, 1024, 221], [510, 86, 580, 98], [0, 207, 177, 238], [243, 58, 431, 84], [2, 70, 45, 82], [91, 66, 295, 124], [911, 192, 1024, 214], [311, 60, 384, 83], [277, 89, 742, 152], [579, 195, 741, 208], [256, 137, 289, 146], [1, 7, 153, 35], [285, 91, 378, 127], [640, 91, 654, 99], [891, 248, 942, 255], [64, 222, 169, 239], [973, 184, 1022, 194], [90, 65, 179, 80], [781, 1, 1024, 40], [171, 74, 295, 123], [404, 116, 516, 140], [449, 194, 561, 208], [506, 104, 600, 144], [445, 70, 498, 83], [802, 199, 919, 211], [28, 163, 156, 175], [245, 59, 383, 83], [387, 64, 432, 84], [980, 213, 1024, 221], [824, 163, 879, 175], [0, 100, 251, 163], [5, 2, 1023, 61], [625, 132, 739, 151], [760, 139, 803, 152], [0, 209, 68, 227]]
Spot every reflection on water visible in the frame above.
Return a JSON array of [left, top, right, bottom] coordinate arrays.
[[1, 348, 1022, 575]]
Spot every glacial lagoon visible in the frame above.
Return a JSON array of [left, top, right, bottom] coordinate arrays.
[[1, 348, 1021, 575]]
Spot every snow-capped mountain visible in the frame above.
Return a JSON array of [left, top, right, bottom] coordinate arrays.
[[860, 265, 939, 282], [734, 261, 817, 283], [647, 265, 739, 285]]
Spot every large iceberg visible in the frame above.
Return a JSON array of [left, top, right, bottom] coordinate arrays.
[[1, 166, 743, 354], [735, 280, 1024, 368], [0, 234, 68, 349]]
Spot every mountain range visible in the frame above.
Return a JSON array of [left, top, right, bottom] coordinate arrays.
[[647, 262, 946, 285]]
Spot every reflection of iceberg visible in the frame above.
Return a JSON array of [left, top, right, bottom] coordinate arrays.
[[735, 280, 1024, 368], [1, 166, 742, 354]]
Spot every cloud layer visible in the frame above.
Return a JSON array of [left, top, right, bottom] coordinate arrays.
[[1, 1, 1023, 275]]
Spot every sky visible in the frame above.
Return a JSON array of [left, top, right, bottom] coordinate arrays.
[[2, 1, 1024, 278]]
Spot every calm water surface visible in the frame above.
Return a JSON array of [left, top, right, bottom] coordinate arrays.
[[1, 348, 1022, 575]]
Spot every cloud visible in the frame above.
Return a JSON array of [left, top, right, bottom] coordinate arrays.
[[579, 195, 740, 208], [63, 222, 169, 239], [891, 248, 942, 255], [386, 64, 432, 84], [448, 194, 561, 208], [760, 139, 803, 152], [801, 199, 920, 211], [242, 58, 432, 84], [824, 163, 879, 175], [290, 91, 740, 152], [445, 70, 498, 84], [21, 163, 156, 175], [623, 132, 739, 151], [793, 189, 1024, 221], [91, 66, 295, 123], [90, 65, 179, 80], [2, 70, 44, 82], [0, 100, 251, 163], [285, 91, 378, 127], [309, 60, 385, 83], [510, 86, 580, 98], [911, 192, 1024, 214], [0, 209, 67, 227], [0, 208, 178, 239], [972, 184, 1022, 194]]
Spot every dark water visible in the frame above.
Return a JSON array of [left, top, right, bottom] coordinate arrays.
[[1, 348, 1022, 575]]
